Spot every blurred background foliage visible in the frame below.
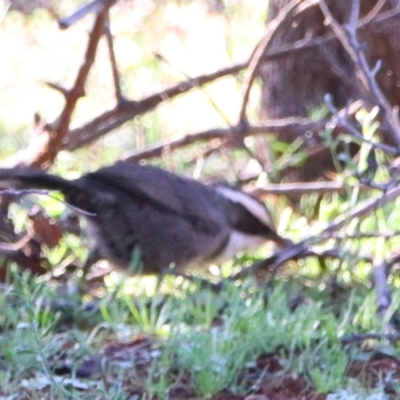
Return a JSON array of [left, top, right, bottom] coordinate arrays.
[[0, 0, 267, 179]]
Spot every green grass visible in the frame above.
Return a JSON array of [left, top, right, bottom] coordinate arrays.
[[0, 263, 399, 399], [2, 127, 400, 397]]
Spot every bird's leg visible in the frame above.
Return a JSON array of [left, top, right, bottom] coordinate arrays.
[[78, 247, 101, 290]]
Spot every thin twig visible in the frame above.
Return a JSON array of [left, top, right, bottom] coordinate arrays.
[[6, 1, 399, 163], [232, 246, 373, 281], [361, 0, 388, 25], [319, 231, 400, 241], [341, 332, 400, 345], [5, 0, 400, 167], [372, 251, 400, 323], [121, 117, 328, 162], [121, 100, 365, 163], [239, 182, 400, 276], [62, 5, 400, 153], [4, 3, 113, 169], [320, 0, 400, 150], [58, 0, 116, 29], [155, 52, 232, 126], [61, 65, 243, 151], [104, 14, 125, 103], [319, 185, 400, 236], [324, 94, 397, 155], [0, 234, 32, 253], [252, 181, 347, 196]]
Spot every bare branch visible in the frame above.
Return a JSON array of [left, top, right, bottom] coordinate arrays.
[[371, 251, 400, 331], [121, 117, 328, 162], [349, 0, 361, 29], [320, 0, 400, 150], [104, 14, 125, 103], [237, 181, 400, 277], [324, 94, 397, 155], [260, 5, 400, 65], [361, 0, 389, 25], [0, 234, 32, 253], [253, 181, 351, 196], [63, 3, 400, 153], [121, 100, 366, 165], [341, 332, 400, 345], [44, 81, 69, 97], [5, 0, 400, 168], [320, 185, 400, 236], [324, 231, 400, 240], [61, 64, 244, 151], [4, 4, 113, 169], [232, 245, 372, 281]]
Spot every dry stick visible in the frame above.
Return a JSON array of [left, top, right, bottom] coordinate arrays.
[[319, 45, 360, 94], [320, 231, 400, 240], [342, 251, 400, 345], [0, 234, 32, 253], [4, 3, 113, 169], [252, 181, 350, 196], [319, 0, 360, 69], [372, 251, 400, 323], [362, 0, 388, 25], [318, 186, 400, 236], [104, 13, 125, 104], [324, 95, 397, 155], [341, 332, 400, 345], [60, 6, 400, 153], [232, 246, 340, 280], [4, 0, 398, 167], [155, 53, 232, 127], [320, 0, 400, 150], [255, 4, 400, 69], [62, 64, 244, 151], [320, 1, 400, 315], [122, 118, 328, 162], [233, 246, 373, 281], [124, 100, 363, 162]]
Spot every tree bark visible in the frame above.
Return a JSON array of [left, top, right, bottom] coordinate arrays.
[[260, 0, 400, 181]]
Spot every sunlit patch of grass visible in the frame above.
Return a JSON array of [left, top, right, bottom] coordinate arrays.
[[0, 264, 399, 398]]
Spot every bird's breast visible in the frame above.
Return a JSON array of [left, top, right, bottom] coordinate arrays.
[[217, 230, 267, 260]]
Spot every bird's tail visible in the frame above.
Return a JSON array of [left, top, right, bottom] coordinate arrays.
[[0, 168, 81, 194]]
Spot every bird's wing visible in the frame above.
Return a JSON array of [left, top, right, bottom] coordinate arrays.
[[83, 162, 226, 233]]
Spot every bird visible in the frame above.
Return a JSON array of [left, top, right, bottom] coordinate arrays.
[[0, 161, 287, 275]]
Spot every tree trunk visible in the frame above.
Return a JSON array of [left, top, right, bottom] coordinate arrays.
[[260, 0, 400, 181]]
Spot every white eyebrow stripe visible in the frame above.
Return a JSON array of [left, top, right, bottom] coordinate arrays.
[[215, 186, 275, 229]]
